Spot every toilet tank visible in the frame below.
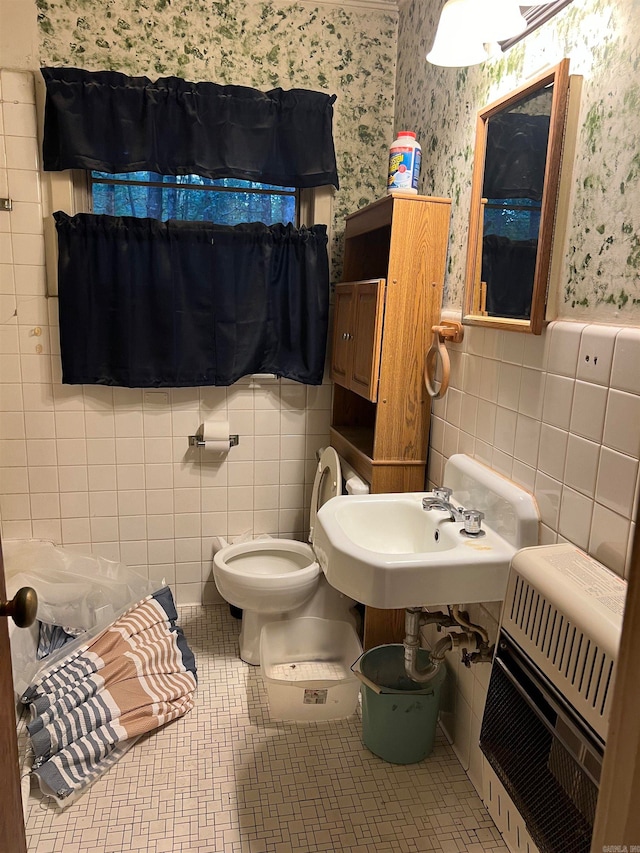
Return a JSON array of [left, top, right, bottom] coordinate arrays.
[[342, 460, 370, 496]]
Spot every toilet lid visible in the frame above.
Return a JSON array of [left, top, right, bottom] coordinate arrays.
[[308, 446, 342, 540]]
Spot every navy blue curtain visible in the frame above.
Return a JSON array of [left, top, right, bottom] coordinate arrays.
[[483, 234, 537, 319], [41, 67, 339, 189], [55, 213, 329, 387]]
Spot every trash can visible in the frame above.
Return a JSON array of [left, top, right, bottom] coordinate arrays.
[[354, 644, 446, 764]]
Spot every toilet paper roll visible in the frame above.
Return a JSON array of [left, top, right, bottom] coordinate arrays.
[[201, 420, 231, 453]]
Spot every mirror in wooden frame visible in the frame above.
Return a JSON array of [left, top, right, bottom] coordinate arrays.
[[463, 58, 570, 334]]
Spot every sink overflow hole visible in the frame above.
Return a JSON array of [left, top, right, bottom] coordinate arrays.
[[434, 531, 440, 542]]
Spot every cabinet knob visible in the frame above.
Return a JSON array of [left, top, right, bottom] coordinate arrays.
[[342, 332, 353, 341]]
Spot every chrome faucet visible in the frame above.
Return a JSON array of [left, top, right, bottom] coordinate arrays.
[[422, 487, 486, 534], [421, 487, 465, 522]]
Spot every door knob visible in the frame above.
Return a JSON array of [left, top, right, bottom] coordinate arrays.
[[1, 586, 38, 628]]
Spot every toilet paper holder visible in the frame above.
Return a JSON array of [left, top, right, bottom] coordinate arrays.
[[188, 432, 239, 448]]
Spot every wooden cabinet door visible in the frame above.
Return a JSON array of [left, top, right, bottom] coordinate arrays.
[[329, 282, 355, 388], [349, 279, 386, 402], [330, 279, 386, 400]]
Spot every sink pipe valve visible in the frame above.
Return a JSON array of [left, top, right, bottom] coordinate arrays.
[[403, 606, 495, 681], [450, 603, 495, 667]]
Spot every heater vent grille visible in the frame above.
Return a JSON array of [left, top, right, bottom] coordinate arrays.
[[503, 573, 615, 741], [480, 641, 599, 853], [482, 545, 624, 852]]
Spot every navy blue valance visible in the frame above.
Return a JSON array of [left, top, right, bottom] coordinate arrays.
[[41, 67, 339, 189], [55, 213, 330, 387]]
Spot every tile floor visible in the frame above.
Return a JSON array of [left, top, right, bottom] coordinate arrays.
[[22, 604, 508, 853]]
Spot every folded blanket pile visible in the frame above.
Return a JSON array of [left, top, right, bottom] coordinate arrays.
[[22, 586, 197, 806]]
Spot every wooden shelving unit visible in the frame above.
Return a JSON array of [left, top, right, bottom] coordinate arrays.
[[329, 193, 452, 648]]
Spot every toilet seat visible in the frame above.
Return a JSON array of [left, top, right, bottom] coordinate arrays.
[[308, 446, 342, 541], [212, 445, 353, 664], [214, 539, 321, 615]]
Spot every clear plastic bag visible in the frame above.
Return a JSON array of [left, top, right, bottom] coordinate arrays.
[[4, 540, 158, 630], [5, 540, 160, 699]]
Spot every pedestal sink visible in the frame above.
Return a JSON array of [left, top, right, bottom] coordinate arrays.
[[312, 454, 539, 609]]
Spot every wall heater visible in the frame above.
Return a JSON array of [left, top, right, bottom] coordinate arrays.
[[480, 543, 627, 853]]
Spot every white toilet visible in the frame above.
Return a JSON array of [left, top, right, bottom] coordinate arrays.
[[212, 447, 367, 664]]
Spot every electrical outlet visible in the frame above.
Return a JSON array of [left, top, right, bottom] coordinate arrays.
[[576, 326, 617, 385]]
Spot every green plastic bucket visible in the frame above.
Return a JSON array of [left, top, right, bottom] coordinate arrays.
[[356, 644, 446, 764]]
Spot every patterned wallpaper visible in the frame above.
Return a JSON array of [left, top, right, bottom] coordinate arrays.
[[395, 0, 640, 324], [34, 0, 640, 319], [35, 0, 399, 277]]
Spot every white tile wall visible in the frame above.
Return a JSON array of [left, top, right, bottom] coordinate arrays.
[[0, 70, 333, 605], [427, 314, 640, 794], [429, 318, 639, 581]]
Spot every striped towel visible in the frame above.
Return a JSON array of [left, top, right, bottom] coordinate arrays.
[[22, 587, 197, 806]]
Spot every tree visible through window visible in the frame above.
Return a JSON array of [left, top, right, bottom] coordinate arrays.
[[91, 171, 298, 226], [483, 197, 541, 242]]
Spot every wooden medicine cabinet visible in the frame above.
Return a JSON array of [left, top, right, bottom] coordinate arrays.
[[463, 59, 577, 334]]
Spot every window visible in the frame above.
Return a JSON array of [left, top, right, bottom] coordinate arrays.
[[483, 197, 542, 242], [90, 171, 299, 226], [43, 169, 332, 297], [38, 68, 338, 296]]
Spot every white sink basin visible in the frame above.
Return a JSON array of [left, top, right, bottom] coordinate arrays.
[[312, 454, 539, 609], [331, 498, 460, 555]]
